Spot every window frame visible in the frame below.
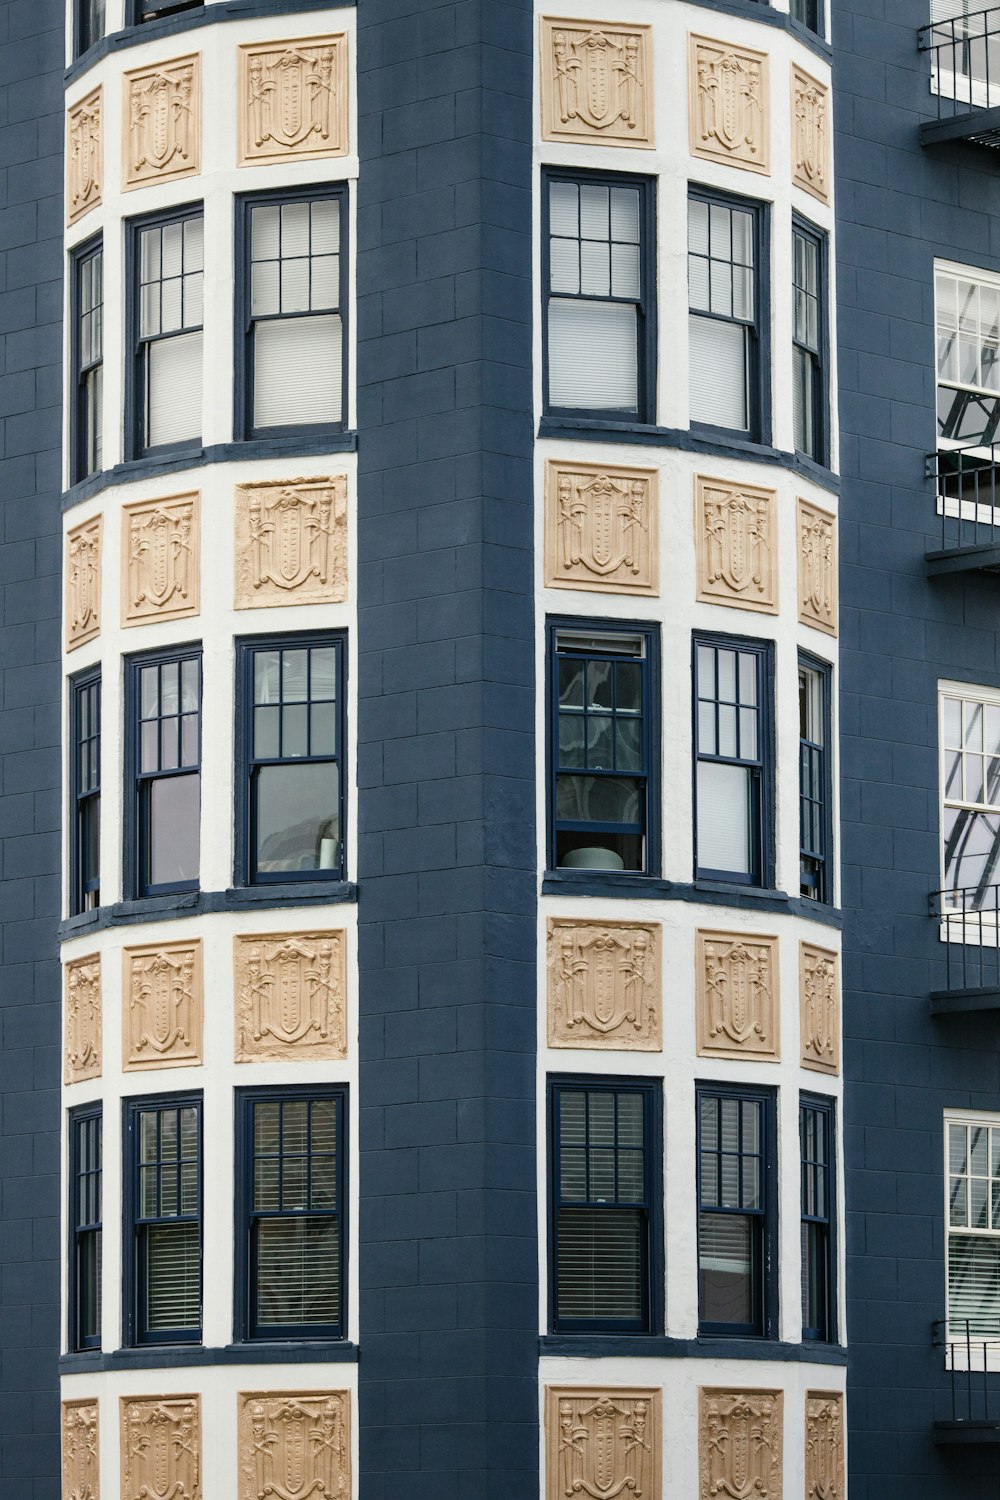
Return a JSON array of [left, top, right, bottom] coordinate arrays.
[[70, 235, 104, 485], [799, 651, 834, 905], [546, 617, 661, 877], [68, 1103, 102, 1353], [792, 215, 829, 467], [938, 680, 1000, 902], [74, 0, 106, 55], [800, 1093, 837, 1343], [696, 1080, 778, 1340], [234, 183, 350, 442], [70, 667, 101, 916], [692, 631, 774, 888], [125, 202, 204, 462], [934, 260, 1000, 450], [944, 1110, 1000, 1341], [234, 1084, 348, 1344], [541, 166, 657, 425], [791, 0, 823, 37], [128, 0, 200, 27], [123, 1091, 203, 1348], [547, 1075, 662, 1337], [125, 644, 203, 901]]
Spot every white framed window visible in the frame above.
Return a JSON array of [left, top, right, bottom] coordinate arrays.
[[939, 682, 1000, 907], [946, 1113, 1000, 1347], [936, 263, 1000, 449], [929, 1, 1000, 109]]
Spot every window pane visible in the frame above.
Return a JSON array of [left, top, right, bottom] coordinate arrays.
[[256, 1217, 339, 1328], [700, 1212, 753, 1326], [255, 761, 340, 875], [148, 773, 200, 887], [147, 331, 202, 448], [690, 314, 748, 429], [557, 1207, 643, 1322], [145, 1221, 200, 1332], [254, 314, 342, 429], [698, 761, 751, 875], [548, 299, 637, 412]]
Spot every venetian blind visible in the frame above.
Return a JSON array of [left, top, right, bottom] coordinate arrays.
[[697, 761, 751, 875], [690, 315, 747, 430], [254, 313, 342, 429], [548, 299, 637, 411], [556, 1207, 643, 1321], [256, 1218, 339, 1327], [145, 1222, 201, 1331], [948, 1233, 1000, 1335], [148, 331, 202, 448]]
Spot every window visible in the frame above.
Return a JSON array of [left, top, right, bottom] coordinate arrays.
[[689, 189, 766, 440], [126, 1095, 202, 1345], [549, 623, 657, 873], [128, 651, 201, 898], [543, 171, 654, 421], [792, 221, 826, 463], [237, 189, 347, 438], [799, 656, 832, 903], [76, 0, 105, 52], [72, 240, 103, 482], [697, 1085, 776, 1338], [946, 1114, 1000, 1339], [549, 1079, 659, 1335], [940, 685, 1000, 902], [800, 1097, 836, 1342], [237, 1088, 346, 1341], [70, 1106, 102, 1351], [131, 0, 198, 24], [929, 3, 1000, 109], [71, 671, 101, 914], [694, 636, 771, 886], [129, 209, 203, 457], [936, 265, 1000, 448], [792, 0, 822, 34]]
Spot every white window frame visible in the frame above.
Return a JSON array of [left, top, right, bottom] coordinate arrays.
[[929, 2, 1000, 108], [935, 260, 1000, 463], [938, 682, 1000, 931], [944, 1109, 1000, 1369]]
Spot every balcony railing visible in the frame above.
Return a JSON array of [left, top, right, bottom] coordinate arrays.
[[926, 445, 1000, 573], [918, 7, 1000, 147], [933, 1320, 1000, 1441], [929, 884, 1000, 1012]]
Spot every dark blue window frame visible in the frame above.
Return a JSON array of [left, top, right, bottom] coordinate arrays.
[[69, 1104, 102, 1352], [792, 216, 829, 466], [541, 167, 657, 424], [125, 203, 204, 462], [234, 1085, 348, 1343], [791, 0, 823, 37], [692, 632, 774, 888], [70, 668, 101, 915], [548, 1076, 662, 1336], [234, 184, 349, 442], [696, 1082, 778, 1339], [128, 0, 199, 28], [799, 651, 833, 904], [235, 632, 347, 886], [125, 646, 202, 900], [75, 0, 106, 54], [71, 236, 103, 484], [124, 1092, 203, 1347], [800, 1094, 836, 1343]]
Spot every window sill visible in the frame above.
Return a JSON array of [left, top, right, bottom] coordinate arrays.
[[59, 882, 358, 940], [541, 871, 842, 926], [539, 1334, 847, 1364], [60, 1341, 359, 1373]]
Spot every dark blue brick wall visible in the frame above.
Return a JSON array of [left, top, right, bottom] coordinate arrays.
[[355, 2, 536, 1496], [836, 2, 1000, 1493], [0, 0, 63, 1491]]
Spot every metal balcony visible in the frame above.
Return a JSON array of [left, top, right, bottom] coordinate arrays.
[[929, 886, 1000, 1013], [919, 8, 1000, 148], [926, 446, 1000, 575], [933, 1321, 1000, 1442]]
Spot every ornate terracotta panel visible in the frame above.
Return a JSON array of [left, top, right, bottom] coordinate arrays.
[[690, 34, 769, 174], [547, 918, 661, 1050], [66, 514, 102, 650], [696, 929, 779, 1061], [238, 1391, 351, 1500], [545, 1387, 661, 1500], [539, 18, 653, 147], [800, 942, 840, 1076], [67, 87, 102, 225], [121, 1395, 200, 1500], [695, 475, 776, 613], [238, 35, 348, 164], [793, 64, 830, 203], [805, 1391, 844, 1500], [235, 931, 347, 1061], [121, 493, 199, 626], [123, 54, 200, 189], [234, 477, 348, 609], [544, 460, 658, 596], [798, 497, 837, 636], [62, 1398, 99, 1500], [123, 940, 203, 1071], [700, 1388, 782, 1500], [65, 953, 102, 1084]]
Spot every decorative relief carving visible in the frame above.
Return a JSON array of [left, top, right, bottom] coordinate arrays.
[[66, 515, 102, 651], [690, 34, 769, 174], [238, 35, 348, 164], [805, 1392, 844, 1500], [65, 953, 102, 1085], [798, 498, 837, 636], [122, 493, 199, 626], [67, 88, 102, 225], [123, 54, 200, 189], [238, 1391, 350, 1500], [123, 941, 203, 1071], [234, 477, 348, 609], [547, 918, 661, 1051], [235, 932, 347, 1062], [540, 19, 653, 147], [121, 1396, 200, 1500], [545, 1387, 661, 1500], [695, 475, 776, 613], [793, 65, 830, 203], [62, 1399, 99, 1500], [697, 930, 779, 1061], [544, 460, 658, 596], [801, 943, 840, 1076], [700, 1388, 782, 1500]]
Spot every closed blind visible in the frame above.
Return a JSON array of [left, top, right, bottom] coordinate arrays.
[[793, 346, 811, 454], [256, 1217, 339, 1327], [148, 331, 202, 448], [697, 761, 751, 875], [557, 1207, 643, 1321], [690, 315, 747, 429], [949, 1233, 1000, 1335], [254, 313, 342, 429], [548, 299, 637, 411], [145, 1221, 200, 1331]]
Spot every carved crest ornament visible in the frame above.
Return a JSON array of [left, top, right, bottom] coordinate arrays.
[[690, 35, 769, 174], [699, 1388, 782, 1500], [540, 19, 653, 146], [547, 919, 661, 1050], [546, 1387, 661, 1500], [123, 493, 199, 625], [697, 930, 779, 1060], [235, 931, 347, 1061], [125, 55, 199, 188], [793, 65, 830, 203], [545, 461, 657, 596], [235, 477, 348, 609], [806, 1392, 844, 1500], [124, 941, 202, 1070], [66, 515, 102, 650], [62, 1399, 99, 1500], [798, 498, 837, 635], [238, 1391, 350, 1500], [121, 1396, 200, 1500], [696, 476, 776, 613], [67, 87, 102, 225], [801, 943, 840, 1075], [239, 35, 348, 163], [65, 953, 102, 1084]]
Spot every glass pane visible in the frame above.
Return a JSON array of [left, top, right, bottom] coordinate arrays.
[[560, 1092, 586, 1144], [145, 1221, 200, 1332], [690, 315, 748, 430], [558, 658, 585, 708], [183, 216, 203, 271], [699, 1212, 753, 1326], [611, 243, 640, 301], [698, 761, 751, 874], [254, 314, 342, 429], [255, 762, 339, 875], [587, 660, 613, 710], [147, 331, 202, 448], [586, 714, 613, 769], [255, 706, 280, 760], [255, 1217, 339, 1328], [616, 662, 641, 714], [141, 722, 159, 775], [615, 718, 642, 771], [254, 651, 280, 705], [159, 718, 178, 771], [281, 257, 310, 314], [688, 198, 709, 255], [161, 222, 183, 279], [251, 261, 280, 317], [283, 651, 309, 701], [558, 711, 585, 768], [548, 299, 637, 412], [252, 205, 280, 262], [610, 188, 640, 244], [580, 240, 610, 297], [148, 773, 200, 887], [311, 198, 340, 254], [281, 201, 311, 258], [140, 666, 159, 719], [549, 180, 579, 239], [718, 650, 737, 701], [556, 773, 640, 827], [282, 705, 308, 758], [579, 184, 609, 242], [550, 237, 579, 295], [311, 255, 339, 310], [310, 702, 337, 757], [181, 658, 199, 713], [556, 1206, 643, 1322]]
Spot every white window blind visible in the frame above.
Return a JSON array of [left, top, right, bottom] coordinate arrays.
[[146, 1221, 200, 1331], [147, 331, 202, 448], [556, 1208, 643, 1321], [690, 315, 747, 429], [697, 761, 751, 875], [256, 1218, 339, 1327], [548, 298, 637, 411], [254, 313, 342, 429]]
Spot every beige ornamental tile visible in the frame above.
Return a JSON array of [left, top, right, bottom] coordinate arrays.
[[695, 475, 777, 613], [65, 952, 102, 1084], [546, 1387, 661, 1500], [696, 929, 779, 1061], [121, 1396, 200, 1500], [235, 931, 347, 1061], [540, 18, 653, 146], [798, 497, 837, 636], [122, 940, 203, 1070], [238, 1392, 350, 1500], [793, 64, 831, 203], [690, 34, 769, 174], [700, 1388, 782, 1500], [121, 493, 199, 626], [547, 917, 661, 1050], [66, 514, 102, 651], [238, 35, 348, 164], [800, 942, 840, 1076], [67, 87, 102, 225], [806, 1391, 845, 1499], [234, 477, 347, 608], [544, 460, 658, 596], [62, 1399, 99, 1500], [123, 54, 200, 189]]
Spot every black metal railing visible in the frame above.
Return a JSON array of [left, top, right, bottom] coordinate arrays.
[[919, 8, 1000, 120], [931, 884, 1000, 993], [929, 444, 1000, 554], [933, 1319, 1000, 1424]]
